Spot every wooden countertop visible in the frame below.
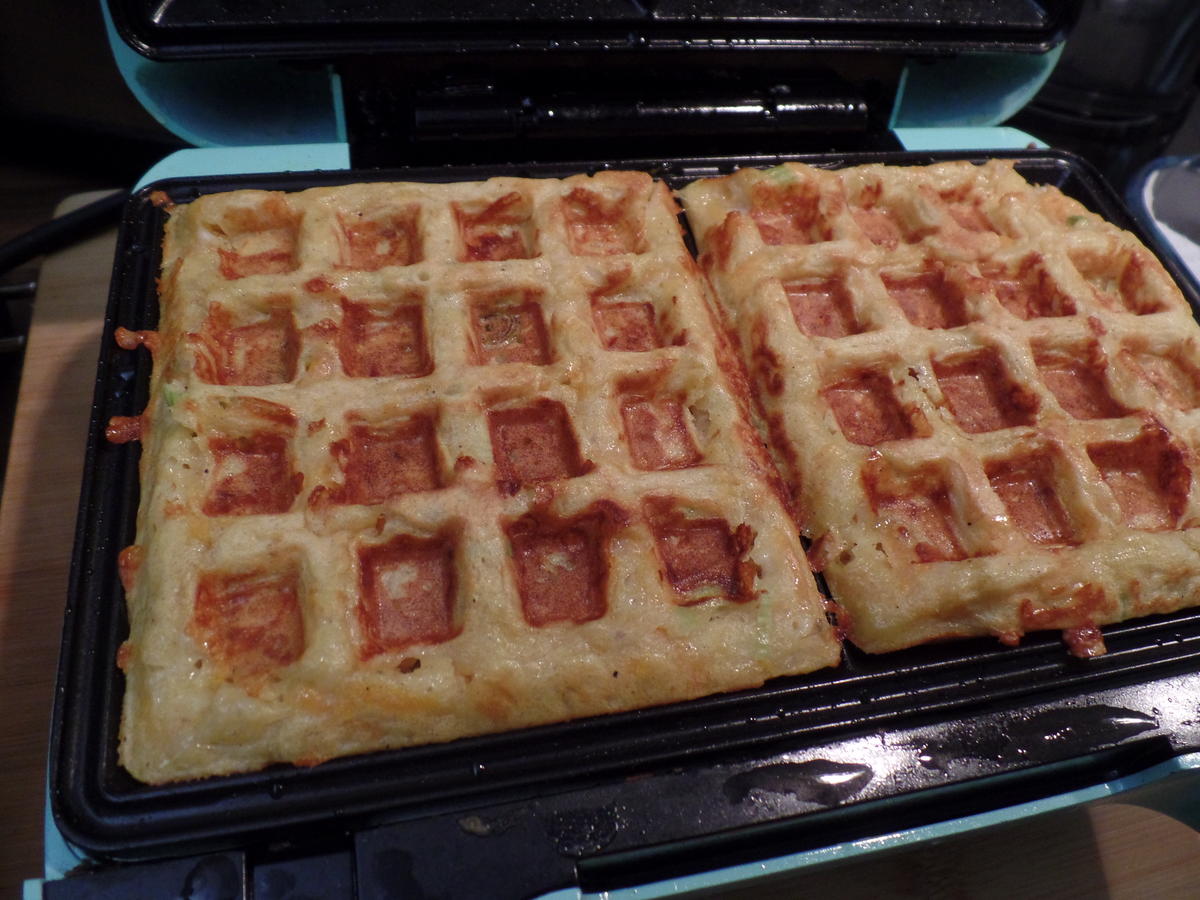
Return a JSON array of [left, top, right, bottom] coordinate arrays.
[[0, 191, 118, 895], [3, 192, 1200, 899]]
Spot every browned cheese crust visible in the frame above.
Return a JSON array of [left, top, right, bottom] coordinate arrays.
[[679, 160, 1200, 657], [116, 172, 840, 784]]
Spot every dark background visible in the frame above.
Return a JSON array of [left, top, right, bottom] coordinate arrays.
[[3, 1, 1200, 251]]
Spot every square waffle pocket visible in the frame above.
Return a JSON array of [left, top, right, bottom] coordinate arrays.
[[115, 171, 840, 783], [680, 159, 1200, 656]]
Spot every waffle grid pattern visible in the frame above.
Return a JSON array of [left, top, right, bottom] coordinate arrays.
[[680, 160, 1200, 655], [118, 172, 838, 783]]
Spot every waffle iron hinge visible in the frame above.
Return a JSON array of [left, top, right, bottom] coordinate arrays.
[[340, 64, 902, 167]]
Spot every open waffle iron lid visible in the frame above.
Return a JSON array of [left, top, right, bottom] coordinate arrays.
[[108, 0, 1077, 61]]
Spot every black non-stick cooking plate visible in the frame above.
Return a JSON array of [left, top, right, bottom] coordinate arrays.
[[50, 151, 1200, 898]]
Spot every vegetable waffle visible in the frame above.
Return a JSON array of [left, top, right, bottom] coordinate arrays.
[[680, 159, 1200, 656], [113, 171, 840, 783]]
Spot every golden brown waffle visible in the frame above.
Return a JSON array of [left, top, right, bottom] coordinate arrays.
[[679, 159, 1200, 656], [115, 171, 840, 783]]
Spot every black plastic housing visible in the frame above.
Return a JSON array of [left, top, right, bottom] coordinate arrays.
[[102, 1, 1080, 169], [51, 151, 1200, 887], [108, 0, 1076, 61]]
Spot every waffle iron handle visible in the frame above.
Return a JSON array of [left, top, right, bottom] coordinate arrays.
[[355, 813, 577, 900], [41, 851, 251, 900]]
